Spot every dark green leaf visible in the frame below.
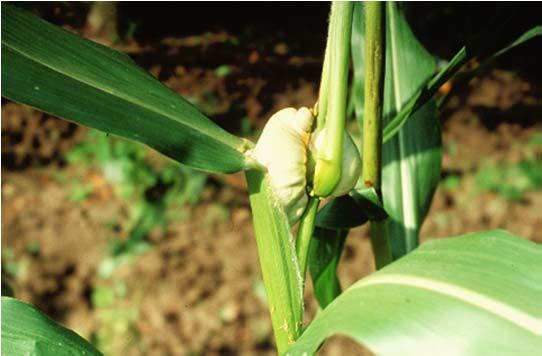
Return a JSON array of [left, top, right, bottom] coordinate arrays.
[[1, 4, 250, 173], [314, 187, 386, 231], [315, 196, 368, 230], [309, 3, 439, 303], [350, 187, 387, 221], [310, 187, 387, 307], [308, 228, 348, 308], [288, 230, 542, 355], [2, 296, 101, 355]]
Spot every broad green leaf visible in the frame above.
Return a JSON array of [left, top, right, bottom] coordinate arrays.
[[380, 3, 441, 258], [245, 170, 303, 354], [308, 228, 348, 308], [2, 296, 101, 355], [1, 4, 250, 173], [352, 2, 442, 259], [288, 230, 542, 355]]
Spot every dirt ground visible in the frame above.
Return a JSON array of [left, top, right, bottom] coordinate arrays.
[[2, 3, 542, 355]]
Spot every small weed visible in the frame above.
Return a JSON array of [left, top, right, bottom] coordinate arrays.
[[2, 248, 27, 280], [473, 132, 541, 201], [64, 128, 209, 351], [123, 21, 140, 42], [444, 140, 458, 157], [475, 158, 542, 201], [440, 174, 461, 191], [214, 64, 232, 78], [25, 241, 40, 256], [68, 182, 94, 202]]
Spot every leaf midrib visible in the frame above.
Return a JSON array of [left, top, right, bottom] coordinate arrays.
[[354, 274, 542, 335]]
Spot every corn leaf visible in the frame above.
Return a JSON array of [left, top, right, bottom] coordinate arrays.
[[312, 6, 541, 303], [308, 228, 348, 309], [380, 2, 441, 258], [382, 24, 542, 142], [1, 4, 250, 174], [314, 196, 368, 230], [308, 195, 365, 309], [245, 170, 304, 354], [288, 230, 542, 355], [353, 2, 442, 258], [2, 297, 102, 355]]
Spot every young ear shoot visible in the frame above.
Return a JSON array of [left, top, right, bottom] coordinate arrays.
[[252, 107, 361, 225]]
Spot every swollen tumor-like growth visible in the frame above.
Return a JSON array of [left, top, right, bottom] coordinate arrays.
[[252, 107, 361, 226], [252, 107, 314, 225]]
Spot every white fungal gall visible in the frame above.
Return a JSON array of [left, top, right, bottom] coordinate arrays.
[[252, 107, 314, 225], [252, 107, 361, 225]]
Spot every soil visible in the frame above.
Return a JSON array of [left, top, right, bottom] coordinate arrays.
[[2, 3, 541, 356]]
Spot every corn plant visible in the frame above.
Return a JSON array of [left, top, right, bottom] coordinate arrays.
[[2, 3, 542, 355]]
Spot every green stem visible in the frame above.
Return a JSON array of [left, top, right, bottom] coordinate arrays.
[[362, 1, 392, 269], [313, 1, 354, 197], [295, 196, 321, 284], [316, 34, 330, 130]]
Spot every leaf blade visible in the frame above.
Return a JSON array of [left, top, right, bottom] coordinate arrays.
[[288, 230, 542, 355], [2, 297, 102, 355], [308, 228, 348, 308], [380, 3, 442, 258], [382, 24, 542, 142], [1, 4, 249, 173]]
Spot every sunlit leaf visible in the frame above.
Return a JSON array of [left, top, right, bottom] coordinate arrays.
[[289, 230, 542, 355]]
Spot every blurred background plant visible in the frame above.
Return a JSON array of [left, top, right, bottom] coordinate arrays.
[[474, 133, 542, 201], [56, 128, 207, 352]]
